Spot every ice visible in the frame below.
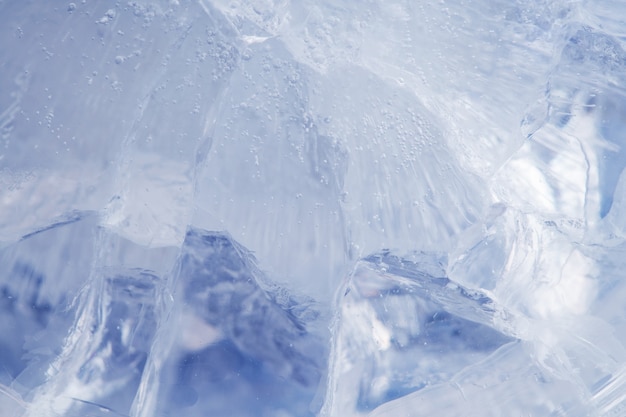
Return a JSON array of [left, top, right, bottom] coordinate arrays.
[[133, 228, 326, 417], [2, 0, 626, 416], [0, 212, 177, 416], [0, 213, 97, 389], [367, 341, 586, 417], [0, 216, 325, 417], [322, 252, 515, 415]]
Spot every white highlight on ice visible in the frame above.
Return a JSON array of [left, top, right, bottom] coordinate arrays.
[[179, 311, 223, 351]]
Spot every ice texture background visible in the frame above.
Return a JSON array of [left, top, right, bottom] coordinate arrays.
[[1, 0, 626, 416]]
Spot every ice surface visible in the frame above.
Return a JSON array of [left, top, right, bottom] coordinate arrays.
[[2, 0, 626, 416]]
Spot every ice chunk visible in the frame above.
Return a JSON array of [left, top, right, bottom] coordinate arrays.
[[101, 1, 240, 248], [24, 269, 160, 417], [0, 212, 98, 392], [0, 210, 182, 417], [499, 24, 626, 231], [193, 36, 349, 302], [133, 227, 326, 417], [3, 0, 626, 416], [367, 342, 587, 417], [323, 251, 514, 416], [325, 248, 626, 416]]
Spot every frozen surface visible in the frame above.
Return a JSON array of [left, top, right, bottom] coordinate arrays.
[[2, 0, 626, 416]]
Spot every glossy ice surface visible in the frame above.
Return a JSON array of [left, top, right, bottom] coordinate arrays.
[[2, 1, 626, 416]]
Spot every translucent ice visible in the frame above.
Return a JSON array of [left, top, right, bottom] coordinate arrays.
[[134, 228, 326, 417], [323, 251, 514, 415], [2, 0, 626, 416], [0, 216, 326, 417]]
